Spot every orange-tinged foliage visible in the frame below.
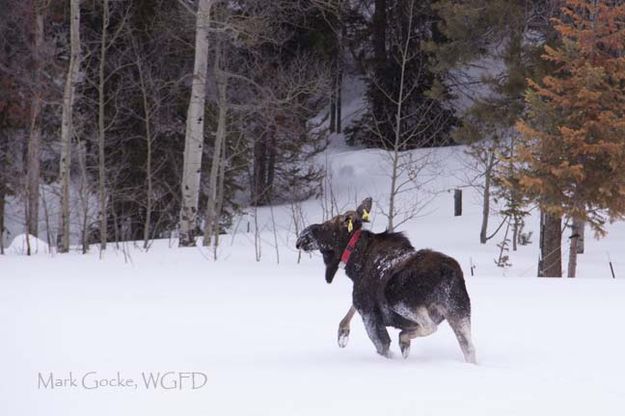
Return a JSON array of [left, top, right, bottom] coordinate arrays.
[[515, 0, 625, 234]]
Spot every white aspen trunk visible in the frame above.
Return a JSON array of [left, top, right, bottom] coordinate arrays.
[[27, 2, 44, 237], [98, 0, 109, 251], [57, 0, 81, 253], [567, 218, 581, 278], [179, 0, 213, 247], [576, 219, 585, 254], [203, 42, 227, 247], [567, 216, 584, 277]]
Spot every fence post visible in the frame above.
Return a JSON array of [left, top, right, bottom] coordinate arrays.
[[454, 189, 462, 217]]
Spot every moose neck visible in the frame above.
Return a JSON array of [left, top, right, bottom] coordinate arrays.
[[343, 232, 368, 278]]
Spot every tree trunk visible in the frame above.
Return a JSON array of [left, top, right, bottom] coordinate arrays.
[[0, 183, 5, 255], [252, 133, 266, 206], [336, 59, 342, 134], [252, 126, 276, 207], [0, 129, 6, 255], [212, 141, 227, 259], [387, 151, 398, 232], [203, 41, 227, 246], [336, 7, 345, 134], [266, 131, 276, 203], [387, 1, 412, 232], [538, 211, 544, 276], [98, 0, 109, 251], [329, 86, 336, 133], [138, 58, 153, 250], [516, 219, 525, 246], [567, 218, 581, 278], [576, 219, 585, 254], [179, 0, 213, 247], [541, 212, 562, 277], [57, 0, 81, 253], [480, 169, 492, 244], [77, 139, 89, 254], [27, 2, 44, 237], [372, 0, 387, 125], [479, 154, 493, 244], [112, 199, 119, 249], [41, 186, 52, 248]]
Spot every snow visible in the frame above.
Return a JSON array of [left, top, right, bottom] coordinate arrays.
[[2, 183, 97, 251], [2, 248, 625, 415], [6, 234, 49, 256], [2, 142, 625, 415]]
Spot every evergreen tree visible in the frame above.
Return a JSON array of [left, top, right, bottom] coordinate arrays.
[[516, 0, 625, 277], [346, 0, 456, 150], [433, 0, 559, 249]]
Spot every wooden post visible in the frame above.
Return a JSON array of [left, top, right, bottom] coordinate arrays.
[[454, 189, 462, 216]]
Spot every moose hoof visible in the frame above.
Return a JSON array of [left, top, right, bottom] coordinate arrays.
[[400, 342, 410, 359], [377, 347, 392, 359], [465, 352, 477, 365], [337, 328, 350, 348], [380, 350, 393, 359]]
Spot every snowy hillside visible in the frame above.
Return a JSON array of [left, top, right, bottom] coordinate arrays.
[[2, 139, 625, 416]]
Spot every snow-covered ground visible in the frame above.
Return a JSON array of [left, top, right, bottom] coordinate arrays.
[[2, 143, 625, 415]]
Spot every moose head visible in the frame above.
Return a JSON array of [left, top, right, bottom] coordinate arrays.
[[296, 197, 372, 283]]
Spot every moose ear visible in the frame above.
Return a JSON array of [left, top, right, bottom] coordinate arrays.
[[356, 197, 373, 222], [343, 213, 362, 233]]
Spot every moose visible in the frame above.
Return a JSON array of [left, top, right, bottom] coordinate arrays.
[[296, 198, 476, 363]]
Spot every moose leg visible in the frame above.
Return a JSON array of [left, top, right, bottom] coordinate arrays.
[[447, 316, 477, 364], [337, 305, 356, 348], [361, 312, 391, 358], [393, 305, 438, 359]]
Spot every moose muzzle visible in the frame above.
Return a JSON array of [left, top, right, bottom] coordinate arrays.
[[296, 225, 319, 252]]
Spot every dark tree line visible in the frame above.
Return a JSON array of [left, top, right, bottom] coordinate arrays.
[[345, 0, 456, 150], [0, 0, 335, 251], [5, 0, 622, 274]]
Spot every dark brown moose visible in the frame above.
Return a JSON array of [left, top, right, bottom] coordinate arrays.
[[296, 198, 476, 363]]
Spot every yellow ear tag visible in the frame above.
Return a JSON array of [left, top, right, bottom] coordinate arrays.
[[362, 209, 370, 222], [347, 219, 353, 233]]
